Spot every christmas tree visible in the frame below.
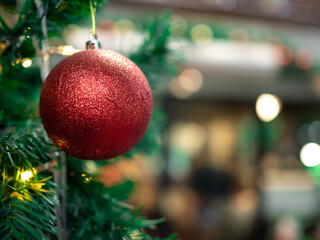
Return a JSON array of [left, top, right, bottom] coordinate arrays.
[[0, 0, 179, 239]]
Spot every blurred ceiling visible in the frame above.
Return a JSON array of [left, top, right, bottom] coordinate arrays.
[[102, 1, 320, 104], [114, 0, 320, 26]]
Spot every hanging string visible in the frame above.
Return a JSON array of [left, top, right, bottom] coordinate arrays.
[[89, 0, 97, 38], [86, 0, 100, 49]]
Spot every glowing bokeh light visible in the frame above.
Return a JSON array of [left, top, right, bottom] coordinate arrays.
[[229, 29, 249, 42], [308, 121, 320, 142], [170, 77, 192, 99], [170, 68, 203, 99], [265, 37, 282, 45], [179, 68, 203, 92], [116, 19, 135, 32], [170, 123, 207, 156], [22, 58, 32, 68], [170, 15, 187, 35], [300, 143, 320, 167], [274, 44, 292, 66], [21, 171, 33, 181], [311, 73, 320, 96], [256, 94, 281, 122], [97, 19, 117, 33], [190, 24, 213, 44], [295, 49, 313, 71]]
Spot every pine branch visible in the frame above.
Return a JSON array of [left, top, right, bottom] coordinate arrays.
[[129, 12, 182, 91], [0, 1, 181, 239], [66, 163, 175, 240], [0, 120, 60, 240]]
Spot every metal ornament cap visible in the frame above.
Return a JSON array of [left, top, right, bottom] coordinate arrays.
[[85, 33, 101, 49]]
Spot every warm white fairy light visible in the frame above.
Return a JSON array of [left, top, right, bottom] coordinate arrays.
[[300, 143, 320, 167], [61, 45, 76, 56], [22, 58, 32, 68], [21, 171, 33, 181], [256, 93, 281, 122]]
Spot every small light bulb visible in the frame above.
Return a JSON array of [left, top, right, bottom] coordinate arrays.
[[84, 177, 92, 183], [21, 171, 33, 181], [22, 58, 32, 68], [61, 45, 75, 56]]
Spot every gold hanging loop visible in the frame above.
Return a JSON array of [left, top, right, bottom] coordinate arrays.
[[89, 0, 96, 38], [86, 0, 101, 49]]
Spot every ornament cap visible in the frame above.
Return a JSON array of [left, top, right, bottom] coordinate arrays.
[[85, 33, 101, 49]]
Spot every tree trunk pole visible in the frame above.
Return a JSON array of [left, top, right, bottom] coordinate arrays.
[[34, 1, 68, 239]]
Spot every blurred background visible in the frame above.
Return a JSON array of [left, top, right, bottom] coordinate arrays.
[[92, 1, 320, 240], [3, 0, 320, 239], [49, 1, 320, 239]]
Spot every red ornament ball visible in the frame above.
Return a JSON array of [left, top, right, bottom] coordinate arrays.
[[39, 49, 153, 160]]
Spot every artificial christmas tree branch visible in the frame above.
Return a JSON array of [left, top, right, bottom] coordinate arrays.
[[0, 120, 60, 240], [0, 1, 180, 239]]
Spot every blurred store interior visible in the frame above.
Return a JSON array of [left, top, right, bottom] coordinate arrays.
[[92, 1, 320, 240], [6, 0, 320, 239]]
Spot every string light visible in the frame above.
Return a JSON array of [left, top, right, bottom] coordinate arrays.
[[81, 173, 92, 183], [130, 230, 143, 240], [49, 46, 80, 56], [22, 58, 32, 68], [21, 171, 33, 181], [84, 177, 92, 183], [61, 45, 76, 56]]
